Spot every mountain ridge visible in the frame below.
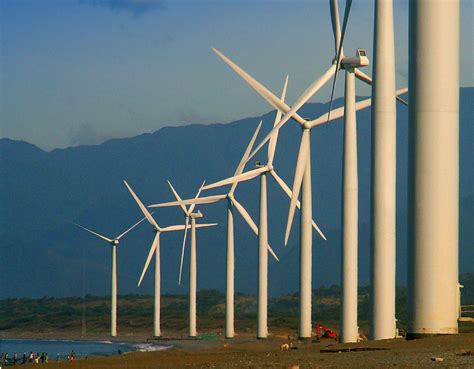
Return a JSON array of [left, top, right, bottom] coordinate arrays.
[[1, 89, 472, 298]]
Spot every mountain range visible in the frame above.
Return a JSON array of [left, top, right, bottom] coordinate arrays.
[[1, 88, 472, 298]]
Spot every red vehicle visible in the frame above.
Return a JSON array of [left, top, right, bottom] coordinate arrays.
[[315, 324, 338, 340]]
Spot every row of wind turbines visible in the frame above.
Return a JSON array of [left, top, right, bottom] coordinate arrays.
[[74, 0, 461, 342]]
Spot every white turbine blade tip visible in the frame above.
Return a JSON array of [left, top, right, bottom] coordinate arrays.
[[268, 245, 280, 262]]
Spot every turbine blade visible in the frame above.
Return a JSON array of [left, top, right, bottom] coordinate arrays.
[[73, 223, 112, 243], [310, 219, 328, 241], [188, 180, 206, 214], [229, 121, 263, 196], [123, 180, 160, 230], [269, 170, 293, 198], [284, 130, 310, 245], [338, 0, 353, 68], [178, 217, 190, 286], [194, 223, 218, 229], [149, 194, 227, 208], [161, 223, 218, 232], [167, 181, 188, 215], [354, 68, 372, 85], [327, 0, 353, 123], [205, 167, 267, 191], [395, 87, 409, 106], [309, 87, 409, 129], [396, 96, 408, 106], [330, 0, 342, 55], [309, 96, 370, 128], [268, 75, 289, 166], [161, 224, 188, 232], [212, 48, 306, 125], [246, 64, 336, 167], [231, 196, 279, 262], [267, 244, 280, 262], [231, 196, 257, 233], [396, 87, 409, 96], [353, 69, 408, 105], [270, 170, 327, 241], [235, 121, 263, 176], [138, 232, 160, 287], [115, 216, 147, 240]]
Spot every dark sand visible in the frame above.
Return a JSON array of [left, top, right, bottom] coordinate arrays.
[[11, 331, 474, 368]]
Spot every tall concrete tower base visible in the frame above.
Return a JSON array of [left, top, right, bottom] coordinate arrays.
[[370, 0, 397, 341], [407, 0, 459, 339]]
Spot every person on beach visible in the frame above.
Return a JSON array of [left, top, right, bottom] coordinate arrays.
[[71, 350, 75, 363], [23, 352, 26, 364], [14, 352, 17, 363], [45, 353, 49, 363], [29, 351, 34, 362]]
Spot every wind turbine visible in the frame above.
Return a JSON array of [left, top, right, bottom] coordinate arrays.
[[166, 180, 206, 287], [149, 121, 280, 339], [326, 0, 409, 342], [324, 0, 371, 343], [158, 181, 218, 338], [74, 217, 146, 337], [202, 76, 328, 339], [123, 180, 216, 337]]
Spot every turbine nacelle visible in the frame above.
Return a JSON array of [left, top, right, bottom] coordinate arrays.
[[111, 239, 119, 246], [341, 49, 369, 70], [190, 210, 203, 219], [255, 161, 273, 172], [303, 118, 313, 130]]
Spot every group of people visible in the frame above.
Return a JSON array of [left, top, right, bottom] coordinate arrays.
[[0, 352, 49, 365], [0, 350, 75, 365]]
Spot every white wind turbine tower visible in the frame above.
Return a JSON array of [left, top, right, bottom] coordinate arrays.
[[150, 122, 279, 339], [407, 0, 459, 338], [74, 217, 146, 337], [211, 44, 406, 338], [158, 181, 218, 338], [370, 0, 398, 340], [202, 76, 328, 339], [123, 180, 216, 337]]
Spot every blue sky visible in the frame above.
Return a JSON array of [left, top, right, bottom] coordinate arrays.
[[1, 0, 472, 150]]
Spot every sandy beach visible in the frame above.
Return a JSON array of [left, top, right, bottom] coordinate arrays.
[[6, 331, 473, 368]]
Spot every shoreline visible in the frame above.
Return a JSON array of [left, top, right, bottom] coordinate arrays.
[[2, 333, 471, 368], [2, 331, 473, 368], [0, 330, 231, 352]]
